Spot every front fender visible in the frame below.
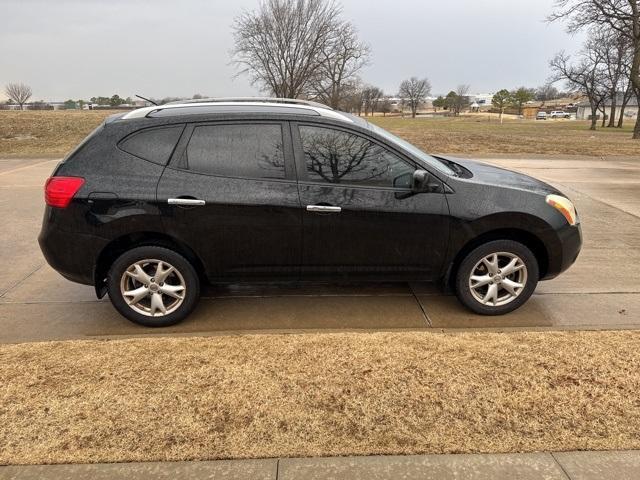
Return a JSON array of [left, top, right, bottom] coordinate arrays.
[[443, 211, 564, 282]]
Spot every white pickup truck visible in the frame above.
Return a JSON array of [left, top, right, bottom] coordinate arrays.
[[550, 111, 571, 119]]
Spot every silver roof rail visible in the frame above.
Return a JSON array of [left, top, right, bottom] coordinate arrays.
[[164, 97, 333, 110], [120, 100, 354, 123]]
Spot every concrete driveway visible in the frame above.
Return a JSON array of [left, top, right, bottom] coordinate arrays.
[[1, 155, 639, 343]]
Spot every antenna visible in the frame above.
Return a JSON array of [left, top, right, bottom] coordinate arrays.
[[135, 94, 158, 106]]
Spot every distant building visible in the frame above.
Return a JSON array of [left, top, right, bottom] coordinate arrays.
[[386, 97, 403, 109], [48, 102, 66, 110], [576, 96, 638, 121], [2, 101, 70, 110], [468, 93, 494, 106], [82, 103, 139, 110]]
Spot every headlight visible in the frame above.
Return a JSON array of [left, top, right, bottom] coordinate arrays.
[[546, 194, 578, 226]]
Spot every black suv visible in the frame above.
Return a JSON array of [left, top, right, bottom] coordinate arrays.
[[39, 98, 582, 326]]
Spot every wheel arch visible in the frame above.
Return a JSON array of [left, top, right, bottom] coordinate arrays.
[[445, 228, 549, 291], [94, 232, 207, 298]]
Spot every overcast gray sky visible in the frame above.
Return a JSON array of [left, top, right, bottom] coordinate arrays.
[[0, 0, 583, 101]]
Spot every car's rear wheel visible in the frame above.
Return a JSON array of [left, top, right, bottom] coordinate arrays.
[[107, 246, 200, 327], [455, 240, 539, 315]]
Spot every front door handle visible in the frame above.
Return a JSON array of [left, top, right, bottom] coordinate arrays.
[[168, 198, 206, 206], [306, 205, 341, 213]]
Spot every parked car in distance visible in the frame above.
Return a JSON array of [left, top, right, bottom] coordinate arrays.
[[550, 111, 571, 119], [39, 98, 582, 327], [536, 111, 548, 120]]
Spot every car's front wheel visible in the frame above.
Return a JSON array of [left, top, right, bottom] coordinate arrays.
[[455, 240, 539, 315], [107, 246, 200, 327]]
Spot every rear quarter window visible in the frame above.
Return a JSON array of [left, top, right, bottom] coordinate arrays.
[[119, 125, 184, 165], [63, 123, 104, 162]]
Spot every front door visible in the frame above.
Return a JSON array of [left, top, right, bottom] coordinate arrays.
[[157, 121, 301, 280], [293, 123, 449, 280]]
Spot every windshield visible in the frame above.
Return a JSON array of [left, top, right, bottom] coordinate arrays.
[[365, 121, 456, 176]]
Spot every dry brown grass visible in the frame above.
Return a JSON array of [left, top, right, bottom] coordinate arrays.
[[1, 331, 639, 465], [0, 110, 121, 156], [1, 110, 639, 158], [369, 115, 640, 157]]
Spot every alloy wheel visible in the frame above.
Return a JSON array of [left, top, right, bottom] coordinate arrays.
[[468, 252, 528, 307], [119, 259, 186, 316]]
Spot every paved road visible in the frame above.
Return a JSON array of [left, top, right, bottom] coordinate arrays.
[[1, 156, 639, 343]]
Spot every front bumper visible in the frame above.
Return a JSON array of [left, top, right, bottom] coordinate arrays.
[[542, 222, 582, 280]]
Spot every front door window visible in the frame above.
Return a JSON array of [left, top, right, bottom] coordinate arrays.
[[299, 125, 415, 188]]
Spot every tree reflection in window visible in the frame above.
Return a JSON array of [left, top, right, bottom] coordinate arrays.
[[300, 126, 414, 188]]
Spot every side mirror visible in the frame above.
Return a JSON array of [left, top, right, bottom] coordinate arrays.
[[395, 169, 442, 199], [413, 169, 444, 193], [411, 169, 429, 192]]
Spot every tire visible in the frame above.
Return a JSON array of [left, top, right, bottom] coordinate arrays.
[[107, 246, 200, 327], [455, 240, 539, 315]]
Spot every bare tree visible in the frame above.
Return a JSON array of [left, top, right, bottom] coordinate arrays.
[[443, 85, 471, 116], [398, 77, 431, 118], [362, 85, 383, 116], [454, 84, 471, 115], [549, 0, 640, 138], [368, 88, 383, 116], [340, 78, 365, 115], [5, 83, 32, 110], [550, 36, 609, 130], [593, 28, 633, 126], [311, 22, 370, 109], [379, 97, 392, 116], [232, 0, 341, 98], [535, 84, 560, 106], [617, 73, 635, 126]]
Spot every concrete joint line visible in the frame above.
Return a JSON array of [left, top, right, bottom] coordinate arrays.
[[409, 283, 432, 327], [0, 263, 45, 298], [550, 451, 575, 480]]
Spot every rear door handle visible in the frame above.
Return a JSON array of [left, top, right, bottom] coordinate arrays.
[[306, 205, 341, 213], [168, 198, 206, 206]]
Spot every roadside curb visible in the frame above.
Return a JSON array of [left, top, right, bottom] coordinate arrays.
[[2, 450, 639, 479]]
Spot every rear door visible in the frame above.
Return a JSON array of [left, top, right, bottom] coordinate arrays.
[[157, 120, 302, 280], [293, 122, 450, 280]]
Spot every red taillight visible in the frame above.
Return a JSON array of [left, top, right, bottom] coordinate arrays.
[[44, 176, 85, 208]]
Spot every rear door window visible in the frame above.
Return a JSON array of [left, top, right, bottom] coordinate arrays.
[[182, 124, 286, 180], [119, 125, 184, 165]]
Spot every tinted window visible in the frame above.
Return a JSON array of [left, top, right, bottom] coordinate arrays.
[[184, 124, 285, 179], [299, 125, 414, 188], [120, 126, 184, 165]]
